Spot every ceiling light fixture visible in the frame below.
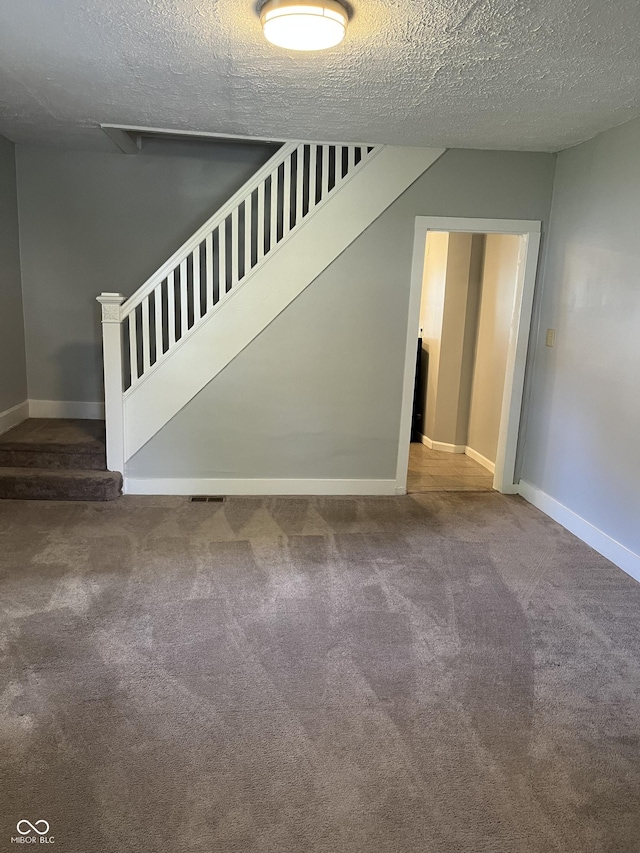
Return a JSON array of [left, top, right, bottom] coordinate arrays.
[[260, 0, 348, 51]]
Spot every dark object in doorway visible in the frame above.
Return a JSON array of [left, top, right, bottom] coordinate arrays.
[[411, 338, 426, 442]]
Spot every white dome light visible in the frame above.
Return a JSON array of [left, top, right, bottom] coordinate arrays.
[[261, 0, 348, 52]]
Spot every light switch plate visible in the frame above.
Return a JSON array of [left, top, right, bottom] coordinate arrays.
[[545, 328, 556, 347]]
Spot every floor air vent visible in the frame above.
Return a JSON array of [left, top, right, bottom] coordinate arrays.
[[190, 496, 226, 503]]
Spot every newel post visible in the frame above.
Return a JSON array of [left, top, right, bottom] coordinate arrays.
[[97, 292, 125, 476]]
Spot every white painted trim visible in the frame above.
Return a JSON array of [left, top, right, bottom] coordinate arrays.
[[419, 434, 495, 472], [97, 293, 125, 474], [1, 399, 106, 431], [28, 400, 105, 420], [439, 442, 466, 454], [518, 480, 640, 584], [395, 221, 430, 490], [465, 445, 496, 474], [414, 217, 541, 235], [493, 231, 541, 494], [396, 217, 542, 496], [125, 146, 446, 459], [0, 400, 29, 436], [419, 435, 465, 453], [125, 478, 397, 496]]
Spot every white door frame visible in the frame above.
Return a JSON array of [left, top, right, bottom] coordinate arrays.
[[396, 217, 542, 495]]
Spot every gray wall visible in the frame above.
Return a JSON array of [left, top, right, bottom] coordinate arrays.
[[129, 148, 556, 481], [0, 135, 27, 413], [521, 117, 640, 556], [467, 233, 520, 463], [419, 231, 483, 447], [457, 235, 485, 447], [437, 233, 476, 444], [16, 139, 277, 402], [432, 232, 484, 447]]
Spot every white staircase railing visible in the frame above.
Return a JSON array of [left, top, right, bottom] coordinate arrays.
[[101, 142, 377, 397], [97, 141, 446, 481]]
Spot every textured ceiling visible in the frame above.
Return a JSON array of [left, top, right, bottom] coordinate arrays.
[[0, 0, 639, 152]]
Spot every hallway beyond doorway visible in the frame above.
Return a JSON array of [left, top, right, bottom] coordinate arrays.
[[397, 217, 541, 495], [408, 442, 493, 492]]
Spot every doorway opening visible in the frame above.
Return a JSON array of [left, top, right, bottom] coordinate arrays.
[[396, 218, 542, 495]]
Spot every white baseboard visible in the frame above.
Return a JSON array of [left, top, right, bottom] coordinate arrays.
[[125, 477, 398, 497], [518, 480, 640, 584], [0, 400, 29, 436], [419, 435, 466, 453], [420, 434, 496, 472], [29, 400, 105, 420], [465, 446, 496, 474]]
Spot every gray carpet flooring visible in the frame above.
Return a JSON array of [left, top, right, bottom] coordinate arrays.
[[1, 493, 639, 852]]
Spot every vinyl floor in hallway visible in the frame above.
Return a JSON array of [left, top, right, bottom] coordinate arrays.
[[1, 493, 639, 852], [408, 440, 494, 492]]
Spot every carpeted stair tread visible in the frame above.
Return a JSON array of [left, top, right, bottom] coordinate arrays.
[[0, 418, 106, 454], [0, 418, 107, 471], [0, 467, 122, 501], [0, 448, 106, 470], [0, 419, 119, 502]]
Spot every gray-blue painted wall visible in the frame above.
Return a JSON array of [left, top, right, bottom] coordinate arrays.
[[521, 116, 640, 556], [0, 135, 27, 413], [15, 138, 277, 402]]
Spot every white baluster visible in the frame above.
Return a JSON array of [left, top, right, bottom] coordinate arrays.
[[128, 310, 137, 384], [192, 245, 201, 321], [244, 193, 252, 277], [141, 297, 151, 375], [219, 222, 227, 296], [337, 146, 345, 181], [179, 257, 188, 336], [282, 154, 292, 238], [167, 270, 176, 348], [97, 293, 125, 475], [295, 144, 304, 226], [205, 232, 214, 312], [347, 145, 356, 177], [270, 167, 279, 249], [256, 181, 266, 264], [230, 207, 239, 288], [308, 145, 317, 212], [321, 145, 330, 199], [154, 283, 163, 362]]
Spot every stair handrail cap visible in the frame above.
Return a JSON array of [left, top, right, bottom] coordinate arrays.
[[97, 292, 126, 303]]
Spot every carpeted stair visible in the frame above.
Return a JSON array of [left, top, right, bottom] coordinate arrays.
[[0, 418, 122, 501]]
